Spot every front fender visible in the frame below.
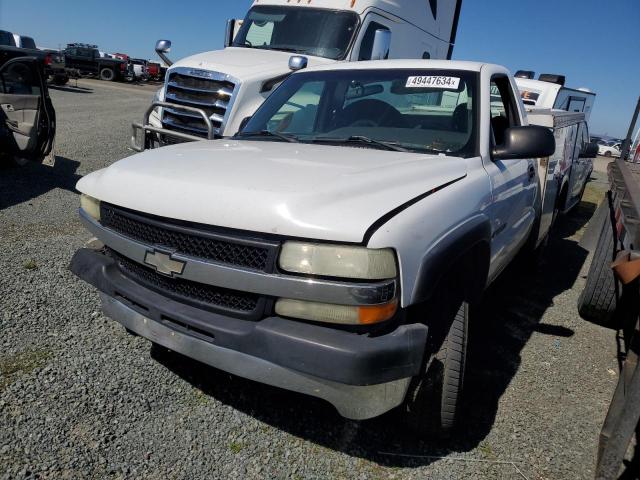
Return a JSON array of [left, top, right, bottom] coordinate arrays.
[[411, 214, 492, 305]]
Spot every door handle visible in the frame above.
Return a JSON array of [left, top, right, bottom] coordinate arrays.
[[528, 164, 536, 180], [1, 103, 15, 112]]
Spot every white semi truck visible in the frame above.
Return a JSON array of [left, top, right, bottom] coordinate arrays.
[[71, 59, 600, 435], [133, 0, 463, 150]]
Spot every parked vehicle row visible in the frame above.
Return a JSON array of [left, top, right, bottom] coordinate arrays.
[[63, 43, 129, 82], [598, 140, 622, 158], [0, 29, 69, 85]]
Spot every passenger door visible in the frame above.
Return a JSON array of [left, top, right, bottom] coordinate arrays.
[[484, 75, 537, 280], [0, 57, 56, 162]]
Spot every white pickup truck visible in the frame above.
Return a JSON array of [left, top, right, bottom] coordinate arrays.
[[135, 0, 462, 149], [72, 59, 598, 435]]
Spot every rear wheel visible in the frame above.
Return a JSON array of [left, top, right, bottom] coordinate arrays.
[[404, 276, 469, 437], [604, 151, 612, 158], [578, 210, 617, 327], [100, 68, 115, 81], [53, 74, 69, 85]]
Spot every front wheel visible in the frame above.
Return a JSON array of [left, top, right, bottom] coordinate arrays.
[[100, 68, 115, 81], [604, 151, 612, 158], [404, 280, 469, 436]]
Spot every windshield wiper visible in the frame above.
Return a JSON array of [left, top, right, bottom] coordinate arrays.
[[236, 130, 300, 143], [309, 135, 409, 152]]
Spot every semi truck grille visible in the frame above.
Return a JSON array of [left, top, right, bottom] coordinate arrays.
[[101, 204, 278, 273], [162, 70, 236, 137], [109, 249, 262, 317]]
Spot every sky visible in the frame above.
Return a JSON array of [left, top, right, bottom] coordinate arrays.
[[1, 0, 638, 137]]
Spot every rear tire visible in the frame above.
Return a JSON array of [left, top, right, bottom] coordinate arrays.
[[404, 278, 469, 437], [578, 210, 617, 326], [53, 75, 69, 85], [100, 68, 115, 81], [605, 151, 612, 158]]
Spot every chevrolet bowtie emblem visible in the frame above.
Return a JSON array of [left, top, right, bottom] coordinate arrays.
[[144, 250, 186, 277]]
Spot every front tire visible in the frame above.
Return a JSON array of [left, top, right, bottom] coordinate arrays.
[[100, 68, 115, 81], [604, 151, 612, 158], [405, 280, 469, 436]]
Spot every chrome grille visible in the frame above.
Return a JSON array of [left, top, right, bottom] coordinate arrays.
[[108, 248, 263, 318], [162, 69, 236, 137], [100, 203, 278, 273]]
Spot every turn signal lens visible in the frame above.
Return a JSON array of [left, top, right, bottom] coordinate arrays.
[[275, 298, 398, 325], [80, 194, 101, 221], [279, 242, 397, 280]]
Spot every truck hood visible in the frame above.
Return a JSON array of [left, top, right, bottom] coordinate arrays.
[[77, 141, 467, 243], [170, 47, 336, 81]]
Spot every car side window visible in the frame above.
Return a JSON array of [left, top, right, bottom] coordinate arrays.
[[358, 22, 389, 61], [489, 76, 520, 146]]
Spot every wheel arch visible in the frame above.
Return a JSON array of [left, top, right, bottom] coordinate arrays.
[[409, 215, 492, 307]]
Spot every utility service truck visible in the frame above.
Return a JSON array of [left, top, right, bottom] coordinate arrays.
[[71, 59, 600, 434], [133, 0, 463, 150]]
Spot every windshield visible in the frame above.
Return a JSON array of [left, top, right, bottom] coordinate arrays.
[[240, 69, 478, 157], [232, 6, 359, 60]]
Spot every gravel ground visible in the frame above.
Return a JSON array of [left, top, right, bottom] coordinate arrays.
[[0, 79, 620, 479]]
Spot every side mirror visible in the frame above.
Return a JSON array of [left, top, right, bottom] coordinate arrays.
[[225, 19, 236, 48], [238, 116, 252, 132], [492, 126, 555, 160], [579, 142, 599, 158], [289, 55, 308, 71], [370, 29, 391, 61], [155, 39, 173, 66]]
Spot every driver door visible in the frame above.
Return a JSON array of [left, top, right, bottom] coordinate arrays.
[[0, 57, 56, 162]]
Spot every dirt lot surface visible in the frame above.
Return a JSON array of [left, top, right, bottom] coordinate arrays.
[[0, 79, 620, 479]]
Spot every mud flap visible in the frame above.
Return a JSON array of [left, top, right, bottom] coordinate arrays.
[[579, 198, 608, 251]]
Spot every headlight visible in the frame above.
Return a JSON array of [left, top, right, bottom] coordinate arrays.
[[80, 194, 101, 221], [278, 242, 397, 279], [275, 298, 398, 325], [153, 87, 165, 104]]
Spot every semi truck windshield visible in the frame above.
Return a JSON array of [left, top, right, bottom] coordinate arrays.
[[241, 69, 479, 157], [233, 6, 359, 60]]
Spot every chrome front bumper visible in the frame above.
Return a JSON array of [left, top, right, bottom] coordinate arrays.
[[101, 293, 412, 420]]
